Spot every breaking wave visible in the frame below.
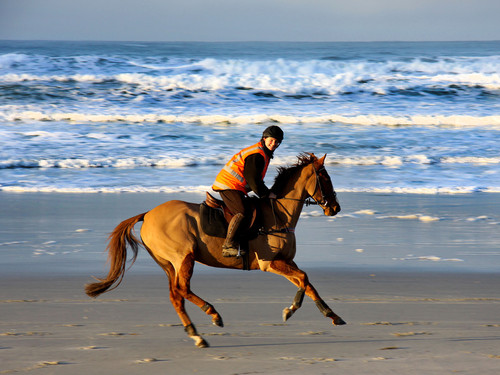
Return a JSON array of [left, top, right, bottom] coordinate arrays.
[[2, 110, 500, 128]]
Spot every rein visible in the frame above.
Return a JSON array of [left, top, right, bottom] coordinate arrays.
[[279, 197, 318, 206], [258, 198, 295, 236]]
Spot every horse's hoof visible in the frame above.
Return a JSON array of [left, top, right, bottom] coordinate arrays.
[[332, 316, 347, 326], [213, 317, 224, 327], [196, 338, 210, 348], [282, 307, 294, 322]]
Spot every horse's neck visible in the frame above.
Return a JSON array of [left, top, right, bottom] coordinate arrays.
[[271, 172, 310, 229], [278, 198, 304, 229]]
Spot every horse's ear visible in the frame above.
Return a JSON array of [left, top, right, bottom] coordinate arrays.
[[318, 154, 327, 166]]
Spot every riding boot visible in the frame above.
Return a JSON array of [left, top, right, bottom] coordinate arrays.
[[222, 213, 245, 257]]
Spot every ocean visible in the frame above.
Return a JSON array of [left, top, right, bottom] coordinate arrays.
[[1, 40, 500, 194], [1, 40, 500, 274]]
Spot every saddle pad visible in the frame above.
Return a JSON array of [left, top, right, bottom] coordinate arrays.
[[200, 203, 228, 238]]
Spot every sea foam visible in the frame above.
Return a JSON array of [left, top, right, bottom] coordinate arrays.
[[3, 110, 500, 128]]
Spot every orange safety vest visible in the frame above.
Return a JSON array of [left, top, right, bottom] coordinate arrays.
[[212, 141, 270, 194]]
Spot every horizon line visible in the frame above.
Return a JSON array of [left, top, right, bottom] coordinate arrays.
[[1, 38, 500, 44]]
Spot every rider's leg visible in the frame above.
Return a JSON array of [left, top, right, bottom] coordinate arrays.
[[219, 190, 247, 257], [222, 213, 244, 257]]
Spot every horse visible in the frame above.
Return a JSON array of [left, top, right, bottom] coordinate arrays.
[[85, 153, 346, 348]]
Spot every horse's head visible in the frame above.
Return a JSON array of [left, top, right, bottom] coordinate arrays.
[[272, 153, 341, 216], [308, 154, 341, 216]]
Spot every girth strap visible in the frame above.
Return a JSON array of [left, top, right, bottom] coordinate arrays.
[[258, 227, 295, 236]]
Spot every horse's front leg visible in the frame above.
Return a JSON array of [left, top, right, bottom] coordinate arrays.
[[268, 260, 346, 326]]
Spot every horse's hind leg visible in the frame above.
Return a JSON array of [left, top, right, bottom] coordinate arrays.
[[168, 286, 208, 348], [161, 260, 208, 348], [177, 254, 223, 328], [267, 260, 346, 326], [282, 287, 306, 322], [163, 255, 223, 348]]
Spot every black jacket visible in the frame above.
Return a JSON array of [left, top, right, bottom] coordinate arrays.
[[243, 145, 274, 197]]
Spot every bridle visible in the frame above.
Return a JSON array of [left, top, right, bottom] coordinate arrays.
[[260, 163, 337, 236], [310, 165, 338, 208], [280, 164, 337, 208]]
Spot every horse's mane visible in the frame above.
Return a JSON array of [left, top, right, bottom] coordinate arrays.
[[271, 153, 317, 194]]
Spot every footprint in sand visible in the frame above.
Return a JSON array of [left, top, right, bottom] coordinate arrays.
[[135, 358, 167, 364], [1, 361, 69, 374], [299, 331, 328, 335], [61, 324, 85, 327], [79, 346, 107, 350], [32, 361, 69, 370], [99, 332, 139, 336], [379, 346, 401, 350], [1, 331, 51, 336], [362, 321, 427, 326], [211, 356, 234, 360], [39, 361, 66, 366], [392, 331, 432, 337], [279, 356, 337, 364]]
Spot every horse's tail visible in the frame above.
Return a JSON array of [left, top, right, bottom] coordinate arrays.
[[85, 212, 146, 298]]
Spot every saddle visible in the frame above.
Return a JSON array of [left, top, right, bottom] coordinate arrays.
[[200, 192, 260, 238]]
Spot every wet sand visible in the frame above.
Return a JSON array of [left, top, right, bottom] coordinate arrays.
[[1, 192, 500, 374], [1, 271, 500, 374]]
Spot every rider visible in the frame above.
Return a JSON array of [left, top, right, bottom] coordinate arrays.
[[212, 125, 284, 257]]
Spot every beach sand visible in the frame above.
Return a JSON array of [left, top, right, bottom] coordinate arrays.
[[1, 192, 500, 374]]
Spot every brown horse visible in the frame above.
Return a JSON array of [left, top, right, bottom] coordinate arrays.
[[85, 153, 345, 347]]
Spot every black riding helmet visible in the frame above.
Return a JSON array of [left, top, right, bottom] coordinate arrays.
[[262, 125, 284, 143]]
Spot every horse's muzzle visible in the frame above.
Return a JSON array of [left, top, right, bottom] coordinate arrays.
[[324, 204, 341, 216]]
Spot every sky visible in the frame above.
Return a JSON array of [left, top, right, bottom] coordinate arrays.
[[1, 0, 499, 42]]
